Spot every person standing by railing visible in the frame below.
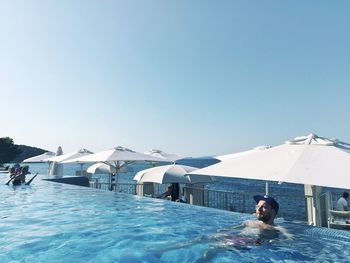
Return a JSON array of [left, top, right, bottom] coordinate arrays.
[[336, 192, 349, 211]]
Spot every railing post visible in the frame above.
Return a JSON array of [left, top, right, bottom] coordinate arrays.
[[136, 182, 154, 197], [109, 173, 115, 191], [242, 194, 246, 213], [206, 188, 209, 207]]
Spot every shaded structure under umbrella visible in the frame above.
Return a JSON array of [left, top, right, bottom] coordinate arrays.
[[134, 164, 213, 204], [190, 133, 350, 226], [22, 151, 55, 175], [47, 148, 93, 176], [87, 162, 134, 174], [87, 162, 134, 186], [134, 164, 213, 184], [23, 151, 55, 163]]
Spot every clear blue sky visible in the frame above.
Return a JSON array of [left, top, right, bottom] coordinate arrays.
[[1, 1, 349, 157]]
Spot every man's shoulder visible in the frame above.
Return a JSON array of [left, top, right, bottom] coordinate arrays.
[[243, 220, 274, 229], [243, 220, 258, 227]]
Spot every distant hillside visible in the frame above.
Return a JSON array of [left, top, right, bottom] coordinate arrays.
[[10, 145, 49, 163]]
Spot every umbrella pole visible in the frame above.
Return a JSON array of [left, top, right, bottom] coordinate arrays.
[[116, 170, 119, 191], [80, 163, 84, 176], [115, 161, 119, 191], [265, 181, 269, 195]]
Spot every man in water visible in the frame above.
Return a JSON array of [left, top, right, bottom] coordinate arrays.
[[208, 194, 291, 248], [230, 195, 287, 244], [242, 195, 279, 229], [152, 194, 291, 259]]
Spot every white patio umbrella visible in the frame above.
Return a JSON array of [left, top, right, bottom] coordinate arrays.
[[143, 149, 182, 163], [47, 148, 93, 163], [23, 151, 55, 163], [190, 133, 350, 190], [47, 148, 93, 176], [64, 146, 167, 165], [64, 146, 168, 188], [133, 164, 213, 184]]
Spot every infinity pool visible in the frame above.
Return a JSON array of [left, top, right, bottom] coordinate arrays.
[[1, 175, 350, 262]]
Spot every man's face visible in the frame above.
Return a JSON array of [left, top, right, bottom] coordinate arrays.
[[256, 200, 275, 223]]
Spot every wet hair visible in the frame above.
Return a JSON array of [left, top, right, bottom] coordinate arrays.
[[343, 192, 349, 198]]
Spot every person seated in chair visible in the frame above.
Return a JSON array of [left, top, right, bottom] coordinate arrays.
[[160, 183, 180, 201], [336, 192, 349, 211]]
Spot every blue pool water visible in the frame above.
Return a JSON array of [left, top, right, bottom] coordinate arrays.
[[11, 161, 350, 222], [22, 162, 310, 221], [1, 175, 350, 262]]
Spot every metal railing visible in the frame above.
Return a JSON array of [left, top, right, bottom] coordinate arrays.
[[203, 187, 251, 213], [89, 180, 257, 212], [89, 179, 308, 221], [89, 181, 168, 195]]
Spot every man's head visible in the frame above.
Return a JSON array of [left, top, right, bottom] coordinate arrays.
[[343, 192, 349, 199], [253, 195, 279, 224]]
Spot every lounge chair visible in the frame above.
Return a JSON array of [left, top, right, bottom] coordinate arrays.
[[328, 210, 350, 230]]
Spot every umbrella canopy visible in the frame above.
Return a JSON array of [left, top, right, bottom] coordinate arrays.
[[23, 151, 55, 163], [133, 164, 213, 184], [87, 162, 134, 174], [215, 145, 272, 195], [190, 134, 350, 190], [47, 148, 93, 163], [143, 149, 182, 163], [64, 146, 167, 166], [215, 145, 271, 161]]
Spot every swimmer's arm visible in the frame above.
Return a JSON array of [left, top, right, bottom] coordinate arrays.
[[275, 225, 294, 240], [216, 223, 245, 233], [147, 234, 214, 255]]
